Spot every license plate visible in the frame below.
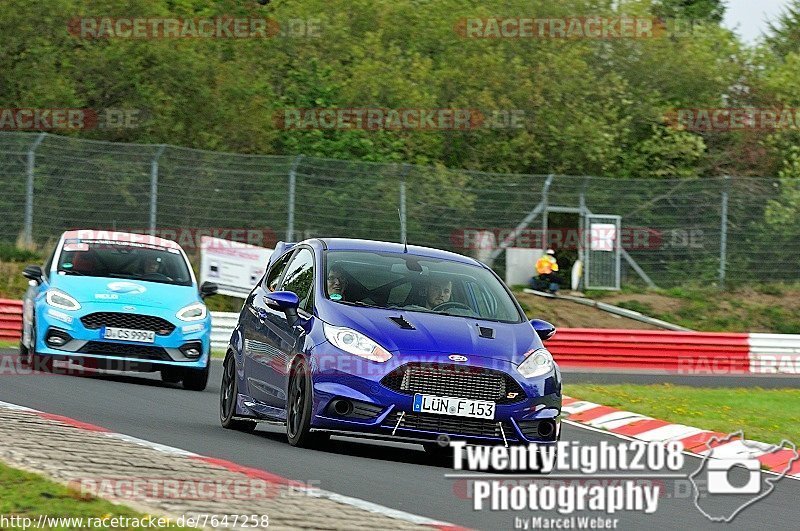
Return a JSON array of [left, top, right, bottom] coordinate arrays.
[[101, 327, 155, 343], [412, 393, 495, 420]]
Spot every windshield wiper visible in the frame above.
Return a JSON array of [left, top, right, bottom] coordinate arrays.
[[337, 300, 373, 308], [59, 270, 86, 276]]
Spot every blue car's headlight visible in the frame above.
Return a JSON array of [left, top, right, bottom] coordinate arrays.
[[45, 289, 81, 311], [176, 302, 207, 322], [323, 323, 392, 362], [517, 348, 555, 379]]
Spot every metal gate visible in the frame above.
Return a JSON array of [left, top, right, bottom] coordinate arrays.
[[583, 214, 621, 290]]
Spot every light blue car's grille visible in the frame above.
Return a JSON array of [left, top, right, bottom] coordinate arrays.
[[81, 313, 175, 335]]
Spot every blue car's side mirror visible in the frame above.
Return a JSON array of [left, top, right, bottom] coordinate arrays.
[[265, 291, 300, 312], [530, 319, 556, 341], [264, 291, 301, 326]]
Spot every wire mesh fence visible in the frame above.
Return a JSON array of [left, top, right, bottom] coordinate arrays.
[[0, 131, 794, 288]]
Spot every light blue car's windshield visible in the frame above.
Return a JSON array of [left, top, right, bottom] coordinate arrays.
[[325, 251, 523, 323], [56, 240, 193, 287]]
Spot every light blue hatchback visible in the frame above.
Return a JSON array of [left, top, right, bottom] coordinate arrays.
[[20, 230, 218, 390]]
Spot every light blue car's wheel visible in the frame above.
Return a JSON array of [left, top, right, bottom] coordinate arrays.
[[182, 362, 209, 391], [28, 320, 52, 373]]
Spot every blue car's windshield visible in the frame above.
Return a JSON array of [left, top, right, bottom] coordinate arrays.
[[325, 250, 523, 323], [56, 239, 193, 287]]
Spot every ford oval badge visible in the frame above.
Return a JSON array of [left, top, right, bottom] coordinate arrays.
[[448, 354, 468, 362]]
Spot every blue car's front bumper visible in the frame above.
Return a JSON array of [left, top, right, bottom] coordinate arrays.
[[33, 301, 210, 370], [305, 345, 562, 446]]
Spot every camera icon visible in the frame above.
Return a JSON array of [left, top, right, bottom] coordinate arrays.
[[707, 458, 761, 494]]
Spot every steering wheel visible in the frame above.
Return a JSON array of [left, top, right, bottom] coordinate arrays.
[[432, 301, 472, 312], [140, 272, 172, 281]]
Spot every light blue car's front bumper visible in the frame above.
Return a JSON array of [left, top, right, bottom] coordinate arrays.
[[33, 300, 210, 370]]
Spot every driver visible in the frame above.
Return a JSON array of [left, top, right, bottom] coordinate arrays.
[[425, 276, 452, 309], [327, 264, 348, 301], [142, 255, 162, 275]]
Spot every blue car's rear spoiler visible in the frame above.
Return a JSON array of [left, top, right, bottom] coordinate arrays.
[[266, 241, 297, 270]]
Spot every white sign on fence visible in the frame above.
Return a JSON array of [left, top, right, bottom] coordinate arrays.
[[200, 236, 273, 299], [590, 223, 617, 252]]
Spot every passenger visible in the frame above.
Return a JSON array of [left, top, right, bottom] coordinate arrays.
[[327, 264, 348, 301], [425, 276, 453, 309]]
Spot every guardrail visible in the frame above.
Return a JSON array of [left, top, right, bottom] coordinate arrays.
[[547, 328, 752, 373], [0, 299, 23, 342], [1, 302, 798, 374], [210, 311, 238, 351]]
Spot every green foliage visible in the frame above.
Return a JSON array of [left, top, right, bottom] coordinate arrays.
[[0, 245, 41, 263], [0, 0, 744, 177], [566, 384, 800, 444]]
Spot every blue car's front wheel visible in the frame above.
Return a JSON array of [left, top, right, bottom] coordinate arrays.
[[286, 357, 328, 448]]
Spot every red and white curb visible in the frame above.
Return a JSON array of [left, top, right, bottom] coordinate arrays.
[[0, 400, 466, 531], [562, 396, 800, 480]]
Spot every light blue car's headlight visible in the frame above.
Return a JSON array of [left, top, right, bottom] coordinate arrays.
[[517, 348, 555, 379], [45, 289, 81, 311], [176, 302, 207, 322]]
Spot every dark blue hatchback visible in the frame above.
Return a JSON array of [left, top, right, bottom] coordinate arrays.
[[220, 238, 562, 452]]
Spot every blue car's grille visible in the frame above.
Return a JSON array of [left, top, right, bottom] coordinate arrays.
[[78, 341, 171, 361], [386, 411, 510, 439], [81, 313, 175, 336], [381, 363, 526, 404]]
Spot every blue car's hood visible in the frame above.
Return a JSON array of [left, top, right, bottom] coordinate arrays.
[[318, 304, 541, 366], [49, 275, 200, 309]]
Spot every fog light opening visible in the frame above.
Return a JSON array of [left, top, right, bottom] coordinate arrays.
[[538, 419, 556, 439], [45, 329, 72, 348], [180, 342, 203, 359], [331, 399, 354, 416]]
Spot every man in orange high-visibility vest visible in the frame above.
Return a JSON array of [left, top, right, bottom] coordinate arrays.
[[533, 249, 560, 293]]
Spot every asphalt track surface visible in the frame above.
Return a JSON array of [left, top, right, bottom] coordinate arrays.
[[1, 349, 798, 530]]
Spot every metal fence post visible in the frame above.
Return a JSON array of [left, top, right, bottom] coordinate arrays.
[[23, 133, 47, 246], [719, 175, 730, 289], [150, 145, 166, 235], [286, 155, 303, 242], [541, 175, 551, 248]]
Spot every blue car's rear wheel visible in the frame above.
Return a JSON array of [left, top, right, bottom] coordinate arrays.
[[286, 358, 328, 448], [219, 352, 257, 433]]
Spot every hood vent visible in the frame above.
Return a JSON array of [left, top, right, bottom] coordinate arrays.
[[389, 316, 415, 330], [477, 325, 495, 339]]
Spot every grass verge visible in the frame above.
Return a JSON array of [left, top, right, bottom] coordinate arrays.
[[0, 461, 190, 529], [565, 383, 800, 445]]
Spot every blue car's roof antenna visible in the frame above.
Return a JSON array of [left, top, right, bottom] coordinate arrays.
[[398, 208, 408, 253]]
